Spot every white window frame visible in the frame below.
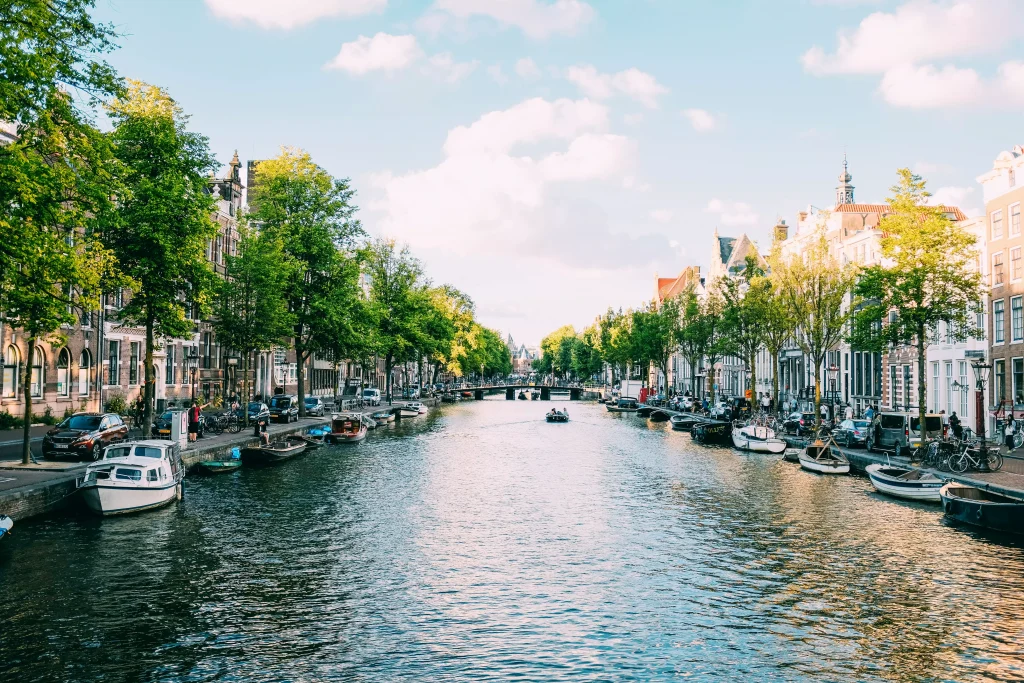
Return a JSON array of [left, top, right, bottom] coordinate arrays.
[[993, 209, 1004, 241], [994, 298, 1006, 345], [993, 251, 1005, 287], [1012, 203, 1021, 237]]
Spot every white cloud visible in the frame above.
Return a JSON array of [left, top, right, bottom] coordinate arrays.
[[802, 0, 1021, 75], [205, 0, 386, 29], [650, 209, 673, 223], [623, 113, 644, 126], [325, 33, 422, 75], [682, 108, 716, 132], [928, 186, 979, 217], [423, 53, 480, 83], [515, 57, 543, 80], [487, 64, 509, 85], [565, 65, 669, 108], [430, 0, 595, 39], [878, 61, 1024, 108], [706, 199, 758, 226], [368, 97, 663, 272], [913, 161, 953, 175]]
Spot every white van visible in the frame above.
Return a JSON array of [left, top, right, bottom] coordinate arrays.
[[362, 388, 381, 406]]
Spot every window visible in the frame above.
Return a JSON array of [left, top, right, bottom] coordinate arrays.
[[1015, 358, 1024, 404], [1013, 204, 1021, 236], [945, 362, 953, 415], [129, 342, 140, 385], [80, 309, 92, 328], [79, 350, 91, 395], [108, 340, 120, 386], [57, 348, 70, 397], [29, 346, 43, 398], [993, 252, 1005, 286], [993, 210, 1004, 240], [855, 353, 863, 395], [206, 239, 213, 261], [114, 468, 142, 481], [996, 359, 1007, 402], [203, 332, 211, 370], [932, 362, 940, 412], [1014, 297, 1024, 342], [1013, 248, 1022, 281], [890, 365, 900, 409], [2, 345, 19, 398], [903, 365, 911, 410], [147, 469, 159, 482], [994, 299, 1005, 344], [959, 361, 969, 416], [165, 345, 176, 385]]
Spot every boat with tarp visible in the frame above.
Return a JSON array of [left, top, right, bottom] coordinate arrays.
[[325, 413, 368, 444]]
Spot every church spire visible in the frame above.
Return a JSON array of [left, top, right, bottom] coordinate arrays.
[[836, 154, 855, 206]]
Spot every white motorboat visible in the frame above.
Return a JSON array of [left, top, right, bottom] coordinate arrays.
[[0, 514, 12, 541], [865, 463, 943, 502], [798, 440, 850, 474], [78, 440, 184, 515], [407, 401, 428, 415], [731, 423, 787, 453]]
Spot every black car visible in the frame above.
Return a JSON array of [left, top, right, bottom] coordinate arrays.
[[268, 395, 299, 423], [304, 396, 326, 417], [834, 419, 871, 448], [235, 401, 270, 425], [153, 409, 205, 439], [783, 411, 820, 436], [42, 412, 129, 460]]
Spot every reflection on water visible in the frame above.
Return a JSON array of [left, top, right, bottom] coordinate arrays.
[[2, 400, 1024, 681]]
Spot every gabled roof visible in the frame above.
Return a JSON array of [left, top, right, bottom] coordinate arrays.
[[718, 236, 736, 265], [724, 234, 766, 273], [834, 203, 967, 222], [657, 266, 701, 303]]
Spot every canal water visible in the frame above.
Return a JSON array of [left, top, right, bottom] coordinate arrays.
[[2, 400, 1024, 682]]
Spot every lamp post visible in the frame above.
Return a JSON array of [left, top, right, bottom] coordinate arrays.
[[186, 348, 199, 402], [227, 355, 239, 399], [971, 358, 992, 472], [827, 364, 839, 406]]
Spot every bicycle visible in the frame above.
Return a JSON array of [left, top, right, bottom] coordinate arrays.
[[948, 443, 1003, 473]]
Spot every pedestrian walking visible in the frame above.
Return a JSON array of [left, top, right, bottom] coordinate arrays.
[[1005, 415, 1017, 452], [865, 404, 875, 421], [760, 393, 770, 413], [949, 411, 963, 440]]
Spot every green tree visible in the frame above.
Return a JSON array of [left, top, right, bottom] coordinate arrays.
[[851, 169, 983, 437], [760, 248, 796, 412], [428, 286, 475, 382], [698, 288, 729, 405], [247, 148, 364, 415], [777, 229, 857, 428], [721, 256, 768, 401], [635, 297, 683, 395], [212, 227, 295, 422], [105, 80, 218, 437], [537, 325, 576, 379]]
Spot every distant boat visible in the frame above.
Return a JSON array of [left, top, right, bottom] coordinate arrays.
[[866, 463, 943, 502], [798, 440, 850, 474], [407, 402, 429, 415], [0, 514, 12, 541], [670, 414, 702, 431], [607, 398, 639, 413], [731, 423, 787, 453], [546, 410, 569, 423], [940, 483, 1024, 534], [197, 458, 243, 474], [241, 436, 308, 464], [692, 420, 732, 445], [648, 410, 670, 423], [371, 410, 395, 424], [782, 448, 801, 463], [324, 414, 368, 444]]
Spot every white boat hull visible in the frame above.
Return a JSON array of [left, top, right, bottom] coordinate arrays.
[[865, 464, 942, 502], [731, 432, 787, 453], [0, 514, 12, 540], [798, 454, 850, 474], [80, 481, 180, 516]]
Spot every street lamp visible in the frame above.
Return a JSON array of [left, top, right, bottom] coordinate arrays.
[[227, 355, 239, 399], [186, 348, 199, 402], [827, 364, 839, 405], [971, 358, 992, 472]]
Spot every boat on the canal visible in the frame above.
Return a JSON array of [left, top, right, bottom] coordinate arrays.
[[783, 448, 801, 463], [546, 409, 569, 423], [692, 420, 732, 445], [324, 414, 368, 444], [518, 391, 528, 400], [648, 410, 670, 423], [939, 483, 1024, 534], [865, 463, 943, 502], [0, 514, 12, 541], [408, 401, 429, 415], [372, 410, 395, 424], [197, 458, 243, 474], [78, 440, 184, 515], [299, 426, 330, 447], [798, 439, 850, 474], [731, 423, 787, 454], [670, 414, 701, 431], [241, 436, 308, 464], [607, 398, 639, 413]]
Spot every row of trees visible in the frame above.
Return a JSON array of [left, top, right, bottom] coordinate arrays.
[[0, 1, 510, 463], [535, 170, 983, 433]]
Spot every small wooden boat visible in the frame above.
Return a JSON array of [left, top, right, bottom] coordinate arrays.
[[782, 448, 801, 463], [732, 423, 787, 454], [461, 391, 474, 398], [546, 410, 569, 423], [648, 410, 670, 423], [607, 398, 639, 413], [692, 420, 732, 445], [798, 439, 850, 474], [940, 483, 1024, 534], [372, 410, 395, 424], [670, 414, 701, 431], [241, 436, 307, 465], [325, 414, 368, 444], [0, 514, 12, 541], [197, 458, 243, 474], [408, 402, 429, 415], [396, 405, 420, 418], [866, 464, 943, 502]]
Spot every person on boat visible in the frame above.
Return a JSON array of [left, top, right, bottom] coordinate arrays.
[[949, 412, 963, 440], [253, 417, 270, 445]]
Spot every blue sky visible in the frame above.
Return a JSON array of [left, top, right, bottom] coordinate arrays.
[[91, 0, 1024, 344]]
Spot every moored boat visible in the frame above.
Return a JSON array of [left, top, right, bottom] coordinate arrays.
[[0, 514, 12, 541], [546, 409, 569, 423], [397, 405, 420, 418], [407, 401, 428, 415], [798, 440, 850, 474], [648, 410, 670, 423], [371, 410, 395, 424], [78, 440, 184, 515], [197, 458, 243, 474], [866, 463, 943, 502], [670, 414, 701, 431], [607, 398, 639, 413], [692, 420, 732, 445], [241, 436, 308, 464], [940, 483, 1024, 534], [782, 448, 801, 463], [324, 414, 368, 444], [731, 423, 787, 453]]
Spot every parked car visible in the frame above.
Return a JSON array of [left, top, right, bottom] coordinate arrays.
[[43, 412, 128, 460], [236, 401, 270, 425], [362, 388, 381, 406], [401, 386, 421, 399], [709, 401, 732, 421], [782, 411, 819, 436], [834, 419, 871, 448], [153, 409, 206, 440], [866, 412, 943, 456], [268, 395, 299, 423], [304, 396, 326, 416]]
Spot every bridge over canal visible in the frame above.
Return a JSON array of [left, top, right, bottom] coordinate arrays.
[[445, 385, 586, 401]]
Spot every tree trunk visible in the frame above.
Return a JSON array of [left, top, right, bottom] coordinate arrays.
[[143, 318, 154, 438], [708, 361, 716, 405], [813, 354, 823, 430], [771, 349, 780, 416], [297, 347, 307, 417], [749, 351, 757, 403], [918, 326, 927, 449], [242, 348, 250, 428], [21, 337, 35, 465], [385, 352, 393, 405]]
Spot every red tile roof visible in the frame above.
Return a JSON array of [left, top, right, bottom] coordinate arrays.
[[834, 203, 967, 222]]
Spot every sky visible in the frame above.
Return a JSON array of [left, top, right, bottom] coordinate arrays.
[[90, 0, 1024, 345]]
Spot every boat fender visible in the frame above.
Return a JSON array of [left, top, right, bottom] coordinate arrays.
[[975, 506, 984, 521], [231, 447, 240, 460], [944, 501, 953, 514]]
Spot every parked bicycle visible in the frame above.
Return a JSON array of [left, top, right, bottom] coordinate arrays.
[[949, 443, 1002, 473]]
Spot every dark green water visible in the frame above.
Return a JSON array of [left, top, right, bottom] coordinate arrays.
[[2, 399, 1024, 682]]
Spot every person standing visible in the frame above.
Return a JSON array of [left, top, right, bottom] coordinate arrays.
[[1005, 415, 1017, 452], [865, 404, 875, 421], [845, 404, 854, 421], [949, 411, 962, 440], [187, 400, 202, 443]]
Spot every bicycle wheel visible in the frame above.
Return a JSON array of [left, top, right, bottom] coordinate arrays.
[[1015, 432, 1023, 450], [228, 419, 241, 434], [950, 453, 969, 474], [987, 451, 1004, 471]]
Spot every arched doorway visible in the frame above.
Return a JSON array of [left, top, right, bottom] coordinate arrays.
[[57, 348, 71, 397], [3, 345, 19, 398], [30, 345, 44, 398], [79, 349, 92, 396]]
